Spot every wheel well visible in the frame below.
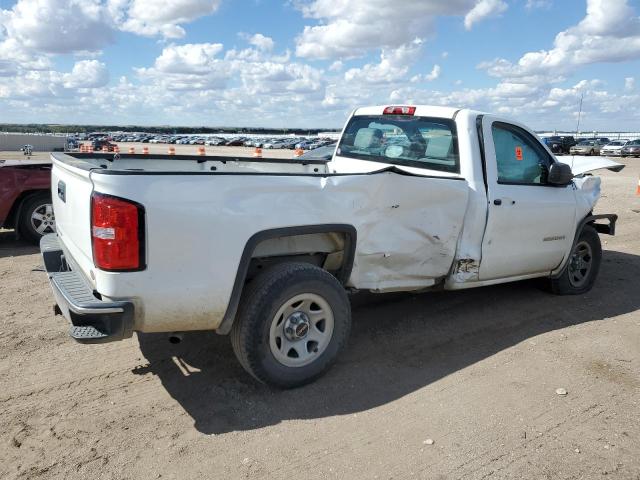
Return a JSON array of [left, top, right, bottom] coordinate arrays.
[[4, 189, 50, 230], [247, 231, 350, 283], [216, 224, 357, 335]]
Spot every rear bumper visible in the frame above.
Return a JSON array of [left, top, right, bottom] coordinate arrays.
[[40, 234, 134, 344]]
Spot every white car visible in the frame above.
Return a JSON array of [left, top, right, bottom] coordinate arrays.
[[42, 104, 622, 388], [600, 140, 630, 157]]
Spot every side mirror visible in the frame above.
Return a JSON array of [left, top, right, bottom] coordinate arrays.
[[547, 162, 574, 186]]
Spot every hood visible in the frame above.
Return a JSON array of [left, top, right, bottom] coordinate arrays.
[[563, 156, 624, 176]]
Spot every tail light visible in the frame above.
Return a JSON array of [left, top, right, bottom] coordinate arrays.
[[383, 106, 416, 115], [91, 193, 145, 271]]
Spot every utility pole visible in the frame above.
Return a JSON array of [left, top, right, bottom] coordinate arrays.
[[575, 92, 584, 137]]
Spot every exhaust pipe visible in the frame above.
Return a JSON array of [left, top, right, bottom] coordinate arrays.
[[168, 333, 183, 344]]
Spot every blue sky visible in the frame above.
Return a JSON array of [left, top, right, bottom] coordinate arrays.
[[1, 0, 639, 130]]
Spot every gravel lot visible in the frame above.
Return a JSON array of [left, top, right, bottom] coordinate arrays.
[[0, 156, 639, 479]]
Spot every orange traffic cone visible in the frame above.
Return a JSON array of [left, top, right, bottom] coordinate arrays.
[[636, 176, 640, 196], [253, 147, 262, 158], [142, 146, 149, 155], [168, 146, 176, 155], [198, 146, 206, 156], [128, 146, 135, 154], [294, 148, 304, 157], [88, 144, 94, 153], [114, 145, 120, 153]]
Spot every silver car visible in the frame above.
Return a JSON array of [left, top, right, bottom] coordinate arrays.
[[570, 140, 602, 156]]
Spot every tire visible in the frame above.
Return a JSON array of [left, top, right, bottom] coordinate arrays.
[[18, 193, 55, 244], [231, 262, 351, 388], [549, 226, 601, 295]]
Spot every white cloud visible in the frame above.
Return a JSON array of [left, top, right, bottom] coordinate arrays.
[[295, 0, 511, 59], [625, 77, 635, 91], [63, 60, 109, 88], [526, 0, 552, 10], [464, 0, 508, 30], [115, 0, 222, 39], [0, 0, 223, 59], [246, 33, 275, 51], [411, 64, 441, 83], [2, 0, 114, 54], [154, 43, 224, 74], [426, 64, 441, 81], [344, 40, 423, 84], [329, 60, 343, 72], [480, 0, 640, 81]]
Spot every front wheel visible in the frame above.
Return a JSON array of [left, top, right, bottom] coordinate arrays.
[[231, 263, 351, 388], [549, 226, 602, 295]]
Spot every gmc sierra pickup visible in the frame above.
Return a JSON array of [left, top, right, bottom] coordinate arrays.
[[41, 105, 622, 388]]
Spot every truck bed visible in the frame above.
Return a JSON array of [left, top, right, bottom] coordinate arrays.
[[51, 151, 470, 332]]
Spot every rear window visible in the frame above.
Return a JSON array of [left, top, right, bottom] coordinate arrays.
[[337, 115, 459, 173]]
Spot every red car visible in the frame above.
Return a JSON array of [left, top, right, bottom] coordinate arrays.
[[0, 159, 54, 244]]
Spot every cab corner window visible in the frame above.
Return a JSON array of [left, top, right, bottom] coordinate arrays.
[[491, 123, 551, 185]]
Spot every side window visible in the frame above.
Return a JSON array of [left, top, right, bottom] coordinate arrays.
[[491, 123, 552, 185]]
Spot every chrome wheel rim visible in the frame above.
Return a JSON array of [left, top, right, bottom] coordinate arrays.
[[269, 293, 334, 368], [568, 240, 593, 288], [30, 203, 56, 235]]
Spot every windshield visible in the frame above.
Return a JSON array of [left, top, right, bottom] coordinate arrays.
[[629, 139, 640, 146], [337, 115, 459, 173], [577, 141, 595, 146], [607, 141, 624, 146]]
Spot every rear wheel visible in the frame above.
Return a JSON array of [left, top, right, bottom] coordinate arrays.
[[18, 193, 55, 244], [231, 263, 351, 388], [549, 226, 601, 295]]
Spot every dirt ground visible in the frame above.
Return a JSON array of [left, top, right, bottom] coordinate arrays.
[[1, 158, 639, 479]]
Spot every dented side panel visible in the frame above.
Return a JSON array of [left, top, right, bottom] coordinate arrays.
[[88, 170, 469, 332]]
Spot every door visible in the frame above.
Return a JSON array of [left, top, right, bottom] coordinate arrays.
[[479, 118, 577, 281]]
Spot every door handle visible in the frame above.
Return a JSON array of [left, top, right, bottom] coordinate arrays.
[[493, 199, 502, 205], [493, 198, 516, 206]]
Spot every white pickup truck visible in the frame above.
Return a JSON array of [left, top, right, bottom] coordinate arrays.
[[42, 105, 622, 388]]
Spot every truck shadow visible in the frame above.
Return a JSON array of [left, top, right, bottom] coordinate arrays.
[[134, 250, 640, 435], [0, 230, 39, 259]]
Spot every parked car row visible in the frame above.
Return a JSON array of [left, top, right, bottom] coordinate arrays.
[[562, 137, 640, 157], [85, 133, 338, 151], [539, 135, 640, 157]]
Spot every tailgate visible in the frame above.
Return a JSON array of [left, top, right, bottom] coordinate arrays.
[[51, 156, 95, 282]]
